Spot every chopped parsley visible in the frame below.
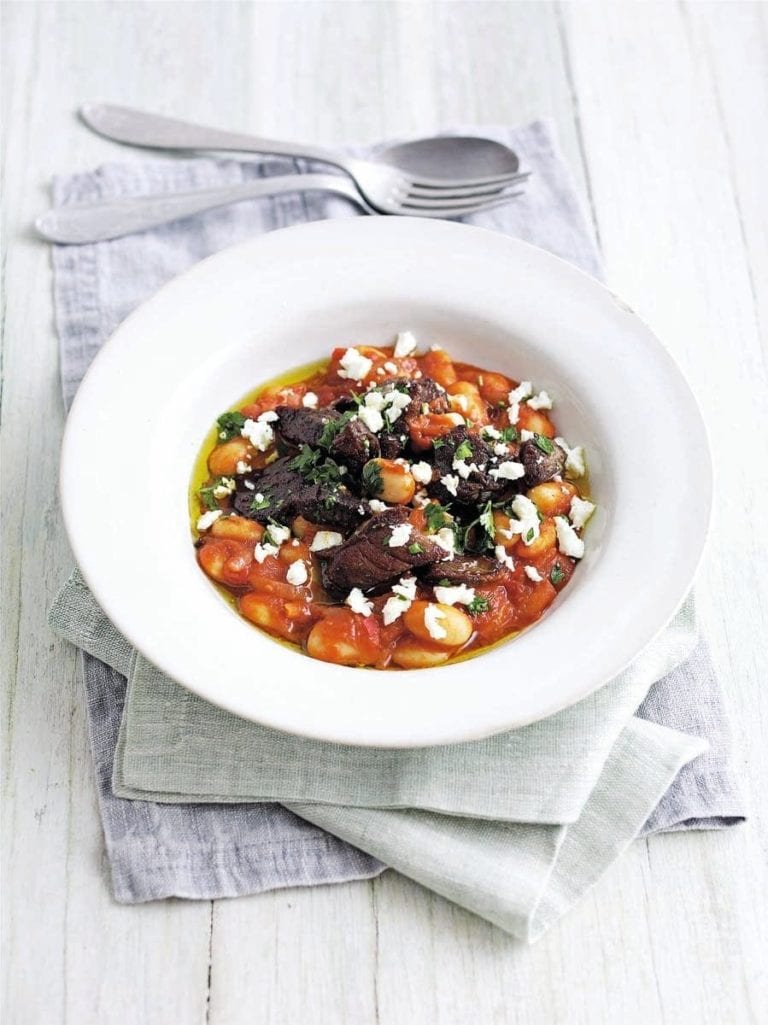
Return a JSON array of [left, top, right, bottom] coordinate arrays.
[[408, 542, 425, 555], [361, 460, 384, 496], [454, 439, 474, 461], [500, 426, 519, 443], [467, 595, 490, 616], [432, 437, 446, 450], [425, 502, 451, 533], [216, 411, 246, 441], [525, 527, 535, 542], [289, 445, 344, 487], [198, 484, 221, 511], [462, 500, 496, 552], [318, 410, 356, 449], [249, 493, 271, 512], [478, 501, 495, 539], [535, 435, 555, 454], [550, 562, 566, 586]]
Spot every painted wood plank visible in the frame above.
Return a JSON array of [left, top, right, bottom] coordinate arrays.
[[3, 3, 767, 1024]]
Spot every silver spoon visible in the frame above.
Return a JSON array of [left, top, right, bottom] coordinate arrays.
[[79, 104, 528, 216]]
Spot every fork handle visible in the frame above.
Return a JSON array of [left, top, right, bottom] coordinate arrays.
[[35, 174, 367, 244], [80, 103, 347, 169]]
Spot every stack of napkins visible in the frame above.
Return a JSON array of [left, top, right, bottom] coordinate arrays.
[[48, 120, 743, 939]]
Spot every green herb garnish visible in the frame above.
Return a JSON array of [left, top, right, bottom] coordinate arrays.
[[535, 435, 555, 454], [408, 542, 425, 555], [479, 501, 495, 540], [289, 445, 343, 487], [525, 527, 535, 542], [361, 460, 383, 496], [550, 562, 565, 586], [432, 437, 446, 450], [454, 439, 474, 461], [500, 426, 519, 443], [467, 595, 490, 616], [425, 502, 451, 534], [198, 484, 220, 511], [318, 410, 356, 449], [216, 411, 246, 441], [249, 494, 271, 512]]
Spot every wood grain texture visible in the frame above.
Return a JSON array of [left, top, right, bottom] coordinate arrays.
[[2, 3, 766, 1024]]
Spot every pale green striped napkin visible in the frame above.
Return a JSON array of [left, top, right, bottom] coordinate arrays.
[[51, 571, 707, 940]]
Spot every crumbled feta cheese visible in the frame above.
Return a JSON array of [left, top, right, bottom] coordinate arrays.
[[412, 490, 430, 508], [310, 530, 344, 552], [338, 347, 373, 382], [433, 583, 476, 606], [382, 576, 418, 625], [241, 418, 274, 451], [446, 412, 465, 426], [441, 474, 459, 497], [410, 461, 432, 485], [434, 527, 456, 558], [451, 394, 470, 414], [508, 381, 533, 404], [265, 523, 291, 547], [385, 389, 411, 422], [196, 509, 222, 531], [394, 331, 418, 358], [363, 390, 387, 412], [346, 587, 374, 617], [555, 516, 585, 559], [258, 410, 279, 423], [527, 390, 553, 411], [212, 476, 236, 498], [383, 361, 398, 374], [507, 494, 540, 545], [286, 560, 309, 586], [555, 437, 587, 478], [520, 429, 535, 442], [291, 539, 299, 547], [302, 392, 318, 408], [254, 542, 279, 563], [368, 499, 387, 513], [388, 523, 413, 548], [358, 404, 384, 433], [244, 480, 255, 491], [524, 565, 543, 582], [493, 442, 509, 457], [569, 496, 596, 530], [453, 459, 480, 480], [482, 425, 502, 441], [507, 402, 520, 425], [424, 604, 447, 640], [236, 460, 252, 474], [495, 545, 515, 570], [489, 460, 525, 481], [376, 367, 385, 376]]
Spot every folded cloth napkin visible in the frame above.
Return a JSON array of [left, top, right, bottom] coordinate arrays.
[[48, 120, 744, 938]]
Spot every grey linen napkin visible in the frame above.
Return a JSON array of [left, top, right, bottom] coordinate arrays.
[[48, 121, 744, 936]]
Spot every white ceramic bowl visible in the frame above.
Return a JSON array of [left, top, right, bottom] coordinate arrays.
[[60, 217, 712, 747]]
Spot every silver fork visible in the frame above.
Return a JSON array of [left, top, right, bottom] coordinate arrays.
[[35, 172, 524, 244], [79, 104, 529, 217]]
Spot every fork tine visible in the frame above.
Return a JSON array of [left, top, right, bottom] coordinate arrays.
[[399, 169, 532, 190], [404, 171, 530, 200], [396, 182, 525, 211], [396, 191, 525, 219]]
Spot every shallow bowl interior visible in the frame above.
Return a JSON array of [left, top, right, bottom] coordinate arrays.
[[61, 218, 711, 746]]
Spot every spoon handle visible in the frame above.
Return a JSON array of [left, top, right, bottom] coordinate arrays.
[[80, 103, 347, 169], [35, 174, 368, 244]]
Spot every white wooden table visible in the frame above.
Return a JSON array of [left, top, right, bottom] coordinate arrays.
[[3, 3, 767, 1022]]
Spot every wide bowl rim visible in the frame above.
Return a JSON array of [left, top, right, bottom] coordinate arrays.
[[60, 217, 712, 747]]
